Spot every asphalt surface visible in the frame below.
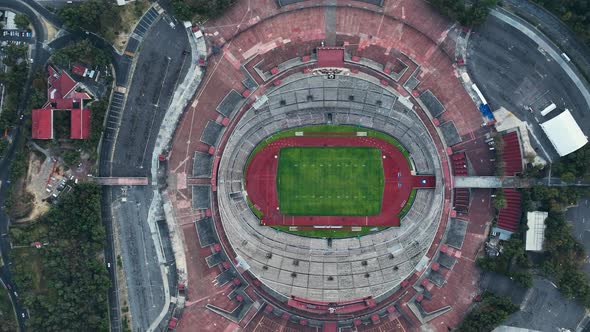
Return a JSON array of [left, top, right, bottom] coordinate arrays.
[[502, 0, 590, 83], [0, 1, 51, 331], [466, 14, 590, 162], [567, 197, 590, 276], [110, 18, 190, 177], [100, 17, 189, 332], [481, 272, 586, 330]]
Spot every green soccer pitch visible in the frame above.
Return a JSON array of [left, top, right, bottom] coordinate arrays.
[[276, 147, 385, 216]]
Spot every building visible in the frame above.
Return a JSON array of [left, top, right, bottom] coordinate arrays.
[[525, 211, 548, 252], [31, 65, 92, 140], [540, 109, 588, 156]]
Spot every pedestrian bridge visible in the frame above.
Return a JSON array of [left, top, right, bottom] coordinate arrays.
[[454, 176, 530, 188], [93, 177, 149, 186]]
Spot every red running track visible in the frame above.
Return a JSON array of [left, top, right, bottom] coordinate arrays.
[[245, 136, 436, 227]]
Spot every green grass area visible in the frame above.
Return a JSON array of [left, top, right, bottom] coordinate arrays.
[[10, 248, 49, 294], [273, 226, 387, 239], [245, 124, 413, 171], [398, 189, 417, 218], [277, 147, 384, 216]]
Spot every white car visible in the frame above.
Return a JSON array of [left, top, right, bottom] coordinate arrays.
[[21, 312, 25, 318]]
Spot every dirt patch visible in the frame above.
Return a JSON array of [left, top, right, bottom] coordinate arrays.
[[12, 153, 52, 222], [41, 16, 58, 42], [112, 0, 151, 52]]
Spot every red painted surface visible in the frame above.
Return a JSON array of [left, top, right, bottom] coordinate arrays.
[[70, 108, 91, 139], [246, 136, 435, 226], [317, 47, 345, 67], [32, 109, 53, 139]]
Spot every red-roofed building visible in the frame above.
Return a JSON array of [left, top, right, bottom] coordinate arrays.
[[32, 109, 53, 139], [493, 189, 522, 240], [71, 64, 88, 77], [32, 65, 93, 140], [317, 47, 344, 68], [70, 108, 91, 139], [501, 131, 524, 176], [46, 66, 78, 105]]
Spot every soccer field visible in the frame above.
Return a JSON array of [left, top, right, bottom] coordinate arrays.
[[277, 147, 384, 216]]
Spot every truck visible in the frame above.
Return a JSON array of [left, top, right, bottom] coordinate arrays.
[[540, 102, 557, 116]]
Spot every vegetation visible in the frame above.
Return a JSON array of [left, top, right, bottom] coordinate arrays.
[[529, 185, 589, 212], [14, 13, 30, 30], [552, 144, 590, 181], [73, 96, 110, 156], [30, 69, 48, 109], [51, 39, 111, 68], [246, 125, 412, 170], [277, 147, 384, 216], [429, 0, 498, 26], [398, 189, 417, 218], [59, 0, 122, 41], [273, 225, 387, 239], [493, 188, 507, 209], [477, 236, 533, 288], [532, 0, 590, 47], [541, 212, 590, 307], [9, 184, 110, 331], [0, 44, 29, 129], [457, 292, 519, 332], [172, 0, 236, 21], [0, 287, 17, 332]]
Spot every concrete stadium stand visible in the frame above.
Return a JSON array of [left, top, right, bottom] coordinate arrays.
[[215, 74, 444, 303]]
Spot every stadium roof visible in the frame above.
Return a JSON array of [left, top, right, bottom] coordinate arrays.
[[32, 109, 53, 139], [525, 211, 547, 251], [540, 110, 588, 156], [70, 108, 91, 139]]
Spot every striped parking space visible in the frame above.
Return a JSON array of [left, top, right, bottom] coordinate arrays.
[[103, 92, 125, 141]]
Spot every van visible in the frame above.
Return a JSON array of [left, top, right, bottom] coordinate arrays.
[[561, 53, 571, 62]]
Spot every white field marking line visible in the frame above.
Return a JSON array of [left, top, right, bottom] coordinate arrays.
[[183, 9, 251, 174]]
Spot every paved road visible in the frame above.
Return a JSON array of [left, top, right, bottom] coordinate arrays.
[[0, 1, 53, 331], [100, 17, 189, 332], [466, 13, 590, 162], [481, 272, 586, 330], [567, 197, 590, 276], [502, 0, 590, 84]]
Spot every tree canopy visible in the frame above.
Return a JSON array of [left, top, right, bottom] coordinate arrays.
[[10, 184, 110, 331], [533, 0, 590, 47], [58, 0, 121, 40], [429, 0, 497, 26], [457, 292, 519, 332], [172, 0, 236, 21]]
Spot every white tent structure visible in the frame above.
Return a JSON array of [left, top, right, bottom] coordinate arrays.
[[525, 211, 548, 252], [540, 109, 588, 156]]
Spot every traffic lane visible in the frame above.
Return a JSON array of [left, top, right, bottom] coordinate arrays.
[[567, 197, 590, 275], [467, 16, 590, 161], [112, 188, 165, 331], [468, 17, 588, 128], [111, 19, 189, 177], [101, 188, 121, 332]]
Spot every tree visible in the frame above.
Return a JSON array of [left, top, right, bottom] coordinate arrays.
[[561, 172, 576, 183], [493, 188, 506, 209], [14, 13, 30, 30], [457, 292, 518, 332], [63, 150, 80, 166], [59, 0, 121, 40]]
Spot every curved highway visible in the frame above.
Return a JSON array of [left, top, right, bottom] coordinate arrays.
[[0, 1, 50, 331]]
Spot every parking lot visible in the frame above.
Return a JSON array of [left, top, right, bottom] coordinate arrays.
[[0, 29, 33, 45], [467, 14, 590, 161]]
